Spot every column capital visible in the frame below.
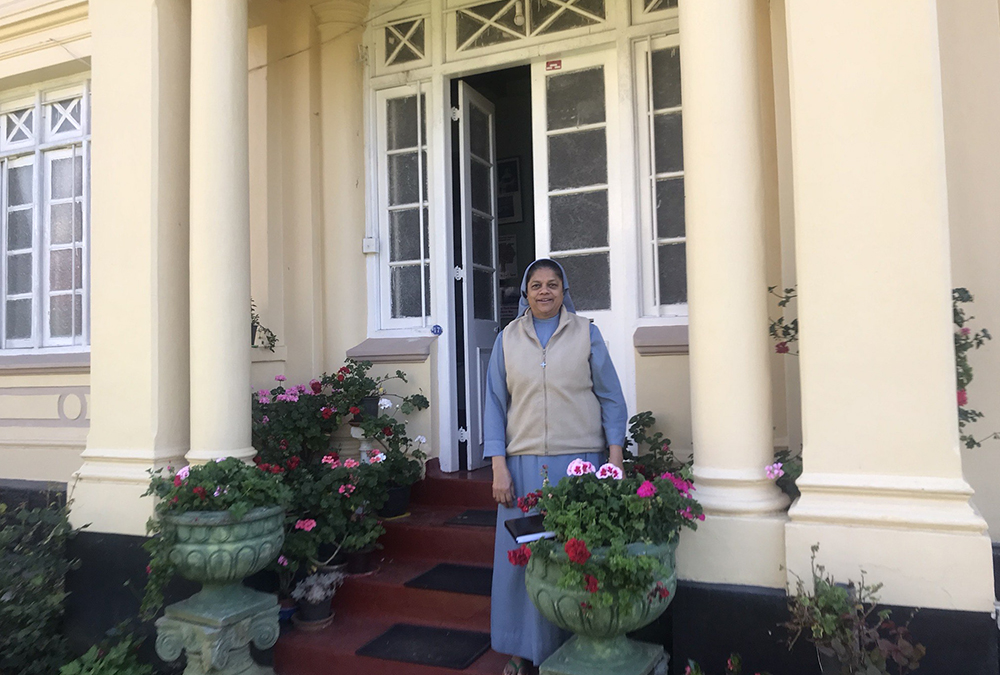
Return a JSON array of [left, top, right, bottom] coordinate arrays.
[[313, 0, 370, 27]]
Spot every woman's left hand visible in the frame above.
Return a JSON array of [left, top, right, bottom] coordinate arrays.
[[608, 445, 624, 470]]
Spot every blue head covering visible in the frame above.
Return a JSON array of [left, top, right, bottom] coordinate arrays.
[[517, 258, 577, 316]]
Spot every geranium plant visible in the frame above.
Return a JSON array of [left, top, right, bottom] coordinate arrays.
[[785, 545, 925, 675], [623, 410, 686, 478], [291, 571, 345, 604], [511, 460, 703, 608], [140, 457, 292, 617], [252, 375, 341, 465]]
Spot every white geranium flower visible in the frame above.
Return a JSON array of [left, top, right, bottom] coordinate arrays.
[[414, 435, 427, 444], [378, 397, 393, 410]]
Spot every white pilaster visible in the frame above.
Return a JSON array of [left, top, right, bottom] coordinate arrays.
[[784, 0, 994, 612], [71, 0, 191, 535], [676, 0, 788, 588], [187, 0, 254, 463]]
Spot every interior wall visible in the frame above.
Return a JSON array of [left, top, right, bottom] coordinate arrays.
[[937, 0, 1000, 534]]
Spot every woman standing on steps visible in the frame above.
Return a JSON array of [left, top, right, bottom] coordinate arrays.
[[483, 258, 627, 675]]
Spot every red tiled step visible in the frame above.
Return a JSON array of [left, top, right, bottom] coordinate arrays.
[[274, 614, 509, 675], [334, 556, 491, 629], [412, 459, 495, 510], [380, 505, 496, 567]]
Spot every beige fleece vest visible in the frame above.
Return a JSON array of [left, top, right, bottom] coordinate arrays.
[[503, 307, 606, 457]]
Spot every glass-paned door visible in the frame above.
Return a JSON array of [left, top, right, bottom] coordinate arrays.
[[458, 82, 500, 471], [531, 50, 624, 373]]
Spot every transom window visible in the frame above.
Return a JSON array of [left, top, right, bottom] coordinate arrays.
[[636, 37, 686, 316], [451, 0, 609, 54], [0, 80, 90, 351]]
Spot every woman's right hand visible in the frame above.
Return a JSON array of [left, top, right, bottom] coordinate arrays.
[[492, 456, 516, 508]]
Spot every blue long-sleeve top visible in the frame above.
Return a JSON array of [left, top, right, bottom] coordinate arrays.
[[483, 314, 628, 458]]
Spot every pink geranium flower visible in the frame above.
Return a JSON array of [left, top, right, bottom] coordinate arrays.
[[595, 463, 623, 480], [765, 462, 785, 480], [339, 484, 356, 496], [368, 450, 386, 463], [344, 458, 360, 469], [294, 519, 317, 532], [566, 459, 597, 476], [321, 454, 340, 468], [275, 375, 286, 381], [958, 389, 968, 407], [637, 481, 657, 498]]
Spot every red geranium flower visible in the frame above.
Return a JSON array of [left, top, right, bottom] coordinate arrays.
[[321, 407, 335, 420], [349, 406, 361, 415], [259, 463, 271, 472], [775, 341, 790, 354], [584, 574, 599, 593], [279, 439, 288, 451], [192, 486, 207, 500], [252, 455, 262, 465], [270, 465, 284, 474], [565, 538, 591, 565], [383, 426, 394, 437], [287, 456, 301, 470], [337, 374, 345, 382], [507, 544, 531, 567], [311, 380, 323, 394], [338, 366, 350, 374]]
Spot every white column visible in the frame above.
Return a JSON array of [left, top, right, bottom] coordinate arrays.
[[676, 0, 788, 587], [71, 0, 190, 534], [784, 0, 993, 611], [187, 0, 253, 463]]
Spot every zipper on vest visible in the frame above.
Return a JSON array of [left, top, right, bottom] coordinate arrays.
[[542, 347, 548, 455]]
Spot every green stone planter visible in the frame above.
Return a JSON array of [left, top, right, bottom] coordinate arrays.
[[155, 506, 285, 675], [525, 539, 678, 675], [163, 505, 285, 586]]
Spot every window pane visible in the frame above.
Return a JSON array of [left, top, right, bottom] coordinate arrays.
[[5, 298, 30, 339], [51, 203, 78, 245], [389, 208, 428, 262], [385, 20, 425, 65], [6, 109, 33, 144], [645, 0, 678, 10], [555, 252, 610, 311], [654, 112, 683, 174], [550, 190, 608, 251], [74, 293, 83, 336], [8, 165, 33, 206], [50, 249, 73, 291], [50, 294, 72, 337], [548, 129, 607, 190], [547, 68, 605, 131], [387, 96, 418, 150], [473, 269, 495, 320], [657, 242, 687, 305], [457, 2, 524, 49], [7, 209, 31, 250], [52, 157, 78, 200], [7, 253, 31, 294], [651, 47, 681, 110], [388, 152, 420, 205], [472, 214, 493, 267], [532, 0, 604, 34], [655, 178, 685, 239], [471, 159, 492, 214], [391, 265, 425, 318], [470, 105, 491, 161]]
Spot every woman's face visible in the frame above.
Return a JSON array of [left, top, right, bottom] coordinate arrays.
[[526, 266, 564, 319]]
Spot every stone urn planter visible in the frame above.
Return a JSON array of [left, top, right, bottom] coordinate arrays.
[[154, 506, 285, 675], [525, 539, 678, 675]]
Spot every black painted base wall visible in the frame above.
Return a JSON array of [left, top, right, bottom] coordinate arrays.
[[664, 581, 998, 675]]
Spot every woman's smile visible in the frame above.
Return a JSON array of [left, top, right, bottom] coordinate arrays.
[[526, 267, 564, 319]]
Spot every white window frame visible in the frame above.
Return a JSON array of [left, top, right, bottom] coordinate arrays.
[[634, 34, 687, 319], [0, 77, 90, 353], [374, 82, 433, 330], [630, 0, 678, 27]]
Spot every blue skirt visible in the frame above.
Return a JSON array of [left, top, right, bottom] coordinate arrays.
[[490, 452, 606, 664]]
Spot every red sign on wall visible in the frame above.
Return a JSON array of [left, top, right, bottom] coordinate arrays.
[[545, 60, 562, 71]]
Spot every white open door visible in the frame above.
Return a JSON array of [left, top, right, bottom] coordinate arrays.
[[457, 81, 500, 470]]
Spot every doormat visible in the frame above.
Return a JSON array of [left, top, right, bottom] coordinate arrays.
[[404, 563, 493, 596], [356, 623, 491, 670], [444, 509, 496, 528]]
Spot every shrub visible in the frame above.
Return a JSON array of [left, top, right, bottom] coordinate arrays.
[[0, 499, 78, 675]]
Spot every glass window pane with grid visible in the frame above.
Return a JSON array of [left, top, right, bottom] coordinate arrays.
[[384, 18, 426, 67], [384, 92, 430, 320], [0, 84, 89, 351], [643, 45, 686, 310]]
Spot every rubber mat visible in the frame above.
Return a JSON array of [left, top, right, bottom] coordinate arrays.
[[356, 623, 491, 670], [403, 562, 492, 596], [444, 508, 496, 528]]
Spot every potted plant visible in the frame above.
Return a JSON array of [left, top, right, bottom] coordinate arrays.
[[785, 545, 925, 675], [252, 374, 341, 466], [513, 461, 703, 673], [140, 457, 292, 618], [291, 570, 345, 628], [341, 512, 385, 574], [59, 635, 153, 675]]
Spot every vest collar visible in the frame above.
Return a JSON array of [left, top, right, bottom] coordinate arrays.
[[519, 305, 574, 348]]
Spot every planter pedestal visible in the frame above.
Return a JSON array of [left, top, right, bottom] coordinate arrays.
[[155, 585, 279, 675], [541, 635, 667, 675]]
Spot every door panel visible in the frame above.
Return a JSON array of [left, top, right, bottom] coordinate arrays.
[[458, 81, 500, 470]]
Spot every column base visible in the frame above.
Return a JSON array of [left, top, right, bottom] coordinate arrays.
[[70, 453, 181, 534], [785, 520, 995, 612], [691, 465, 790, 514], [155, 585, 279, 675], [186, 446, 257, 465], [677, 512, 788, 588]]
